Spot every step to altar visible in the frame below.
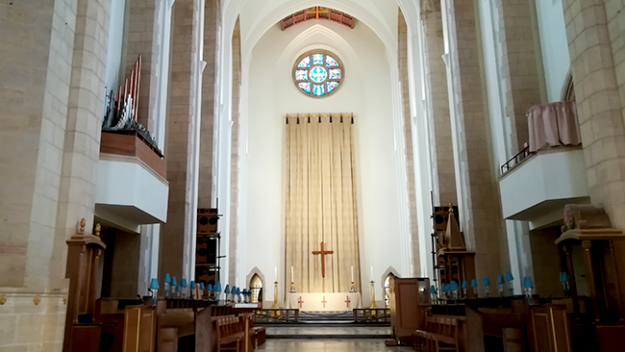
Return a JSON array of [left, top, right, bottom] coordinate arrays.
[[264, 325, 391, 339]]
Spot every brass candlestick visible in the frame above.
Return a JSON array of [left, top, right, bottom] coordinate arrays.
[[272, 281, 281, 317], [289, 282, 296, 293], [350, 282, 356, 293], [272, 281, 279, 309], [370, 280, 376, 309]]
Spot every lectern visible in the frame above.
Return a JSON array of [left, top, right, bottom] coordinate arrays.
[[389, 277, 431, 345], [63, 219, 106, 352]]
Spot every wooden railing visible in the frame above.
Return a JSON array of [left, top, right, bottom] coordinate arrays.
[[353, 308, 391, 323], [252, 309, 299, 323]]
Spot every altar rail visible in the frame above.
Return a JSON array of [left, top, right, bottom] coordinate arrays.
[[353, 308, 391, 323], [252, 309, 299, 323]]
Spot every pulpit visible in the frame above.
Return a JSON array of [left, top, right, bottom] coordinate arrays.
[[64, 219, 107, 352], [556, 205, 625, 351]]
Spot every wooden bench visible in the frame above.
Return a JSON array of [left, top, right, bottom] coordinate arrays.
[[251, 326, 266, 348], [413, 316, 459, 352], [216, 315, 246, 352]]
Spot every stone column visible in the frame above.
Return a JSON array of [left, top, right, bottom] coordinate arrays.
[[160, 0, 202, 280], [198, 0, 219, 209], [59, 0, 112, 349], [561, 0, 625, 228], [229, 19, 242, 284], [0, 0, 111, 350], [444, 0, 508, 291], [421, 0, 458, 207], [494, 0, 544, 151], [398, 11, 421, 275]]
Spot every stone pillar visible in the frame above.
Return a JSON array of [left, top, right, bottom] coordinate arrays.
[[229, 19, 242, 284], [444, 0, 508, 290], [398, 11, 421, 275], [421, 0, 458, 207], [561, 0, 625, 228], [160, 0, 202, 280], [125, 0, 164, 132], [0, 0, 111, 350], [494, 0, 544, 151], [198, 0, 219, 209]]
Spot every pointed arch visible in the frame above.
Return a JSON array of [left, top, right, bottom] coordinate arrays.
[[561, 69, 575, 101], [246, 267, 266, 303], [382, 266, 400, 307]]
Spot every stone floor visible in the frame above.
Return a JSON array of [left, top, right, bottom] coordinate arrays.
[[257, 339, 414, 351]]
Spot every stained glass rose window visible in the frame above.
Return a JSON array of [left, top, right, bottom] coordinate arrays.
[[293, 50, 344, 97]]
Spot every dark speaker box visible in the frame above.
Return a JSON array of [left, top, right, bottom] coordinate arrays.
[[196, 267, 216, 287], [196, 238, 217, 265], [197, 208, 219, 234], [433, 206, 459, 233]]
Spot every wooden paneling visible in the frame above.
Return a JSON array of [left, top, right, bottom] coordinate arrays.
[[595, 324, 625, 352], [122, 305, 156, 352], [531, 306, 572, 352], [100, 131, 166, 178], [71, 325, 101, 352], [390, 278, 430, 345]]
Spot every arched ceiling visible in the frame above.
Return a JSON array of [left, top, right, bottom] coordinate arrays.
[[223, 0, 420, 58]]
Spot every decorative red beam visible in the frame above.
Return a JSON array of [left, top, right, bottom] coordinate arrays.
[[281, 7, 355, 30]]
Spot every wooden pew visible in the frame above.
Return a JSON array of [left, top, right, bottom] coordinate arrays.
[[414, 316, 460, 351], [248, 317, 266, 349], [155, 301, 259, 352], [422, 298, 572, 352], [156, 300, 216, 352], [216, 315, 245, 351]]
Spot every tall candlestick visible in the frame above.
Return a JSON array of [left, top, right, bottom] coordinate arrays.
[[351, 265, 354, 282], [291, 266, 294, 283]]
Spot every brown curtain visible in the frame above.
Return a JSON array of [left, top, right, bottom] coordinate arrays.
[[285, 113, 360, 293]]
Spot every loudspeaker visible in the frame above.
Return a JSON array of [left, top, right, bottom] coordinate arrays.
[[196, 238, 217, 265], [197, 208, 219, 234], [433, 206, 459, 233], [196, 267, 215, 287]]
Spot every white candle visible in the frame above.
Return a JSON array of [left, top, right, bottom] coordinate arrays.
[[291, 266, 294, 283], [351, 266, 354, 282], [275, 267, 277, 282], [371, 266, 373, 281]]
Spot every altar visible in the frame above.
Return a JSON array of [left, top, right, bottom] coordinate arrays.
[[286, 292, 362, 312]]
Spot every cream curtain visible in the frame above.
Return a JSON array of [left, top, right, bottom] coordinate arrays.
[[285, 113, 360, 293]]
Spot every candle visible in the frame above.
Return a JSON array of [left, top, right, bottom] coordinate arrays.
[[351, 265, 354, 282], [371, 266, 374, 281], [275, 267, 277, 282], [291, 266, 294, 283]]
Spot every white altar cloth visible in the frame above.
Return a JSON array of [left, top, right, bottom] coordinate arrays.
[[286, 292, 362, 312]]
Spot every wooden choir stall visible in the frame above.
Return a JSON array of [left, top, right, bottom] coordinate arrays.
[[555, 205, 625, 351], [63, 218, 264, 351], [388, 206, 580, 352], [435, 207, 477, 299]]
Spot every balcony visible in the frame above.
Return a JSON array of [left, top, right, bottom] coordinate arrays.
[[499, 147, 589, 228], [95, 131, 168, 233]]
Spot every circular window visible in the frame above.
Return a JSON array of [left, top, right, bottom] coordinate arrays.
[[293, 50, 344, 97]]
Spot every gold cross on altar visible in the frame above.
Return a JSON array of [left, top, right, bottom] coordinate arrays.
[[312, 241, 334, 277]]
